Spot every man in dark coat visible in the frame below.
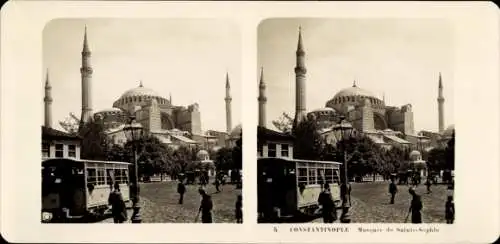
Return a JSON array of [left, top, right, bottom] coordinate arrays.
[[235, 194, 243, 223], [408, 187, 423, 223], [177, 179, 186, 204], [198, 188, 213, 223], [389, 178, 398, 204], [445, 195, 455, 224], [108, 182, 127, 223], [317, 183, 337, 223]]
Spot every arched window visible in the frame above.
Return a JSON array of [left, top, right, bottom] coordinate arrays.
[[139, 97, 142, 102]]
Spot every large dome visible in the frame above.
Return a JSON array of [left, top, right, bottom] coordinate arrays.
[[442, 124, 455, 138], [112, 81, 171, 110], [326, 82, 384, 112], [333, 85, 376, 100], [230, 124, 242, 139], [120, 84, 160, 99]]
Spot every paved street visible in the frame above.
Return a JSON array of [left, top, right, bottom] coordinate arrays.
[[99, 181, 242, 223], [312, 182, 451, 223]]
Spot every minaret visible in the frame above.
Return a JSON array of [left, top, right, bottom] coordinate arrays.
[[294, 26, 307, 127], [437, 72, 445, 133], [44, 69, 53, 128], [80, 26, 93, 127], [258, 67, 267, 127], [225, 72, 233, 134]]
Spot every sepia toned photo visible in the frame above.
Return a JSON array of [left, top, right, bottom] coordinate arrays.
[[41, 18, 242, 224], [257, 18, 455, 224]]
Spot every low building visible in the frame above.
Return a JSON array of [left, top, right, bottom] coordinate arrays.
[[42, 126, 82, 160], [257, 126, 294, 159]]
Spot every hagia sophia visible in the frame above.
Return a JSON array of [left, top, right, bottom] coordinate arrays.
[[258, 27, 454, 153], [43, 27, 241, 152]]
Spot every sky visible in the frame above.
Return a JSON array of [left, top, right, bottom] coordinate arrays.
[[43, 18, 241, 133], [258, 18, 455, 133]]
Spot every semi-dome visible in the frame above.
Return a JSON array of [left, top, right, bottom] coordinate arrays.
[[442, 124, 455, 138], [230, 124, 242, 139]]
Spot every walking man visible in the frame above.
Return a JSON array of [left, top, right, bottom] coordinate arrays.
[[235, 194, 243, 223], [389, 178, 398, 204], [407, 187, 423, 223], [317, 183, 337, 223], [445, 195, 455, 224], [197, 188, 213, 223], [425, 178, 432, 194], [177, 179, 186, 204], [108, 182, 127, 223]]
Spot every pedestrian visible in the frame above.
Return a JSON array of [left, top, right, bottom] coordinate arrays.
[[445, 195, 455, 224], [215, 176, 221, 193], [425, 178, 432, 194], [197, 188, 213, 223], [108, 182, 127, 223], [407, 187, 423, 223], [389, 178, 398, 204], [317, 183, 337, 223], [235, 194, 243, 223], [177, 179, 186, 204]]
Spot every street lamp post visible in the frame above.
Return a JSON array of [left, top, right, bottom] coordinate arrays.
[[123, 115, 144, 224], [333, 115, 355, 223]]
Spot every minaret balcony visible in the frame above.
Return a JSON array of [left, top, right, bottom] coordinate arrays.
[[294, 66, 307, 74], [80, 67, 93, 74]]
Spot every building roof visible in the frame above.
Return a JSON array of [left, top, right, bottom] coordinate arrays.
[[257, 126, 294, 142], [153, 134, 172, 144], [171, 134, 198, 144], [42, 126, 82, 141], [384, 134, 411, 144]]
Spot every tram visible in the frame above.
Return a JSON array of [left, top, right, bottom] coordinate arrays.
[[257, 157, 342, 221], [41, 158, 132, 222]]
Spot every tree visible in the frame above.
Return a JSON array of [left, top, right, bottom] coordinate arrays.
[[292, 117, 323, 160], [59, 112, 80, 135], [232, 131, 242, 170], [79, 119, 111, 160], [215, 147, 233, 171], [272, 112, 293, 134], [445, 132, 455, 170]]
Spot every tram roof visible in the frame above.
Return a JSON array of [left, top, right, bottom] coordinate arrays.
[[258, 156, 342, 165], [42, 158, 131, 165]]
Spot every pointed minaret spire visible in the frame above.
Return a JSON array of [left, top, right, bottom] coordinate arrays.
[[438, 72, 443, 88], [294, 26, 307, 127], [169, 92, 172, 104], [258, 67, 267, 127], [297, 26, 304, 52], [44, 69, 53, 128], [83, 25, 90, 53], [437, 72, 445, 133], [383, 92, 385, 103], [225, 72, 233, 134], [79, 25, 93, 130]]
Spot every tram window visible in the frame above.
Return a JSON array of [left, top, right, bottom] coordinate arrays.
[[333, 170, 340, 183], [55, 144, 64, 158], [317, 168, 325, 185], [308, 168, 317, 184], [268, 143, 277, 157], [97, 169, 106, 185], [297, 168, 308, 184], [87, 168, 97, 185], [325, 169, 334, 183], [122, 170, 129, 184], [281, 144, 289, 157], [106, 169, 114, 185]]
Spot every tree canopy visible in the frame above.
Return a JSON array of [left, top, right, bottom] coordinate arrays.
[[272, 112, 293, 134]]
